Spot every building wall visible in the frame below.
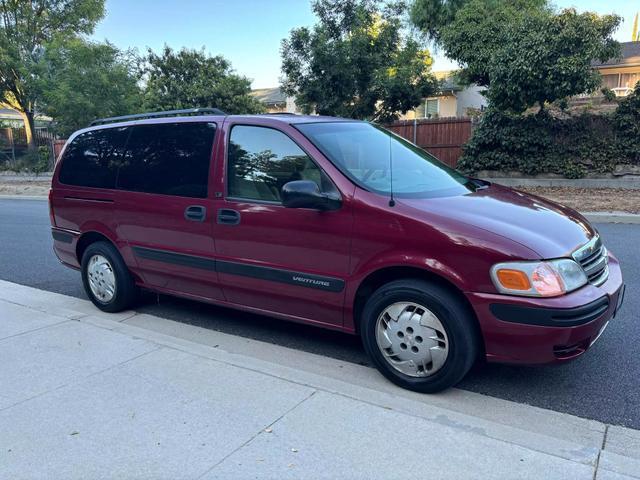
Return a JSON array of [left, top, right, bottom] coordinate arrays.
[[401, 95, 457, 120], [399, 87, 487, 120], [286, 97, 301, 114], [438, 96, 458, 117], [597, 65, 640, 95], [455, 85, 487, 116]]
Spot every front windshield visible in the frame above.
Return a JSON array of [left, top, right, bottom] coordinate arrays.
[[296, 121, 476, 198]]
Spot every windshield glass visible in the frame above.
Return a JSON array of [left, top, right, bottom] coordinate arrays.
[[296, 122, 476, 198]]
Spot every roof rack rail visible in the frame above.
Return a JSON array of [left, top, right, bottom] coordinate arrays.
[[89, 108, 226, 126], [261, 112, 298, 115]]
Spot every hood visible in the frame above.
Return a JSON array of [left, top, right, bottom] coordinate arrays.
[[400, 183, 595, 259]]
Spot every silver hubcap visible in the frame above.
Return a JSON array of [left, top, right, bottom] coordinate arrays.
[[87, 254, 116, 303], [375, 302, 449, 377]]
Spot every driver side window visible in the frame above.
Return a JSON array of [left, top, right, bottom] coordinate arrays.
[[227, 125, 333, 202]]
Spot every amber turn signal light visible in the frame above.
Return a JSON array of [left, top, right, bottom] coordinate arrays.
[[496, 269, 531, 291]]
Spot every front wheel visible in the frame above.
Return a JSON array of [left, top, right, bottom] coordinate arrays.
[[361, 279, 479, 393], [81, 241, 138, 313]]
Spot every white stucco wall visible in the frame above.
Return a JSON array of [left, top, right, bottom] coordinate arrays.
[[455, 86, 487, 117]]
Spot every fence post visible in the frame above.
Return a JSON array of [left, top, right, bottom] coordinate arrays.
[[413, 118, 417, 145], [8, 127, 15, 163]]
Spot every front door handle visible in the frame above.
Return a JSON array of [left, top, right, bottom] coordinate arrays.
[[184, 205, 206, 222], [217, 209, 241, 225]]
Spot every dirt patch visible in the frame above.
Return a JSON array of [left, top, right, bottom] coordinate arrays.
[[517, 186, 640, 214], [0, 181, 50, 196]]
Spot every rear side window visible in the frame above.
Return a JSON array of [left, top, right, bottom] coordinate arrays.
[[58, 127, 129, 189], [117, 122, 216, 198], [227, 125, 333, 202]]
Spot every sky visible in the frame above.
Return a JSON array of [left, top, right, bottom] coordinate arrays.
[[91, 0, 640, 89]]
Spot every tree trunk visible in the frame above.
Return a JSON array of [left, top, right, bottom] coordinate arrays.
[[19, 110, 36, 150]]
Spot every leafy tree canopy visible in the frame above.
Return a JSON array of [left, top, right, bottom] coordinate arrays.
[[37, 37, 142, 137], [281, 0, 438, 122], [409, 0, 469, 43], [411, 0, 620, 113], [484, 8, 621, 112], [0, 0, 105, 146], [142, 46, 264, 114]]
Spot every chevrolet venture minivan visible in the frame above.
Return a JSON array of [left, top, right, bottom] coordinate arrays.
[[49, 108, 625, 393]]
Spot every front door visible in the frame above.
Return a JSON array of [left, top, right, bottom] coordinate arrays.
[[115, 121, 224, 301], [212, 121, 354, 327]]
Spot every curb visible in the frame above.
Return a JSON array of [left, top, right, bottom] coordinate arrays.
[[584, 212, 640, 224], [0, 195, 48, 201], [486, 177, 640, 190]]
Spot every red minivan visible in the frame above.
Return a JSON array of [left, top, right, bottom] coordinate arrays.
[[49, 108, 625, 392]]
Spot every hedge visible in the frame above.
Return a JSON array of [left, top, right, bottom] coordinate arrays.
[[458, 84, 640, 178]]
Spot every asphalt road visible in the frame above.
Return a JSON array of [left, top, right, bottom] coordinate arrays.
[[1, 198, 638, 429]]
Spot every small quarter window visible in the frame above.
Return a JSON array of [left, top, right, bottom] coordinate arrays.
[[59, 127, 128, 189]]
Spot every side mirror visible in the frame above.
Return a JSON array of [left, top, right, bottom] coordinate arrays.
[[281, 180, 341, 211]]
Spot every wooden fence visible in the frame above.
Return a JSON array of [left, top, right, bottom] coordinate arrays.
[[11, 118, 473, 170], [53, 139, 66, 161], [0, 127, 58, 165], [384, 117, 473, 168]]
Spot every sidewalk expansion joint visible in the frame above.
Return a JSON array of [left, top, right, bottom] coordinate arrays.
[[0, 318, 71, 343], [593, 425, 609, 480], [0, 346, 162, 415], [0, 296, 87, 321], [143, 338, 602, 468], [196, 390, 318, 479]]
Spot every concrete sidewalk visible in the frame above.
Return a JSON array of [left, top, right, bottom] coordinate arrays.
[[0, 280, 638, 479]]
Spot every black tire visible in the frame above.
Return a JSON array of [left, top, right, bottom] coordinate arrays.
[[361, 279, 479, 393], [81, 241, 138, 313]]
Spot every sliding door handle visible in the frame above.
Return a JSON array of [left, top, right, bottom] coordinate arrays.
[[217, 209, 241, 225], [184, 205, 206, 222]]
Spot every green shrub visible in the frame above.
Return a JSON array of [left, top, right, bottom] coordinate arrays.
[[5, 147, 51, 174], [601, 87, 617, 102], [458, 102, 635, 178], [612, 83, 640, 163]]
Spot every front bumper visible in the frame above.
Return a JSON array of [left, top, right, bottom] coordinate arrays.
[[467, 253, 624, 364]]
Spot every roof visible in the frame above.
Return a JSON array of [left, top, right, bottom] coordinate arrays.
[[0, 108, 26, 121], [431, 70, 463, 93], [0, 108, 51, 121], [593, 41, 640, 68], [250, 87, 287, 105], [72, 113, 357, 139], [245, 114, 352, 124]]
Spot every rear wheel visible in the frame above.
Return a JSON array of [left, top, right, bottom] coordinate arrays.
[[81, 241, 137, 313], [361, 279, 478, 393]]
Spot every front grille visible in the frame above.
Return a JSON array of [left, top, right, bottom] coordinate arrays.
[[572, 236, 609, 286]]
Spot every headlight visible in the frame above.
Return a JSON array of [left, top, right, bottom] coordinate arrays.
[[490, 259, 587, 297]]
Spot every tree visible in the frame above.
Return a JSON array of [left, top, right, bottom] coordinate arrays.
[[142, 46, 264, 114], [409, 0, 469, 44], [280, 0, 437, 122], [0, 0, 105, 148], [36, 38, 142, 137], [411, 0, 620, 113], [486, 9, 620, 112], [437, 0, 548, 88]]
